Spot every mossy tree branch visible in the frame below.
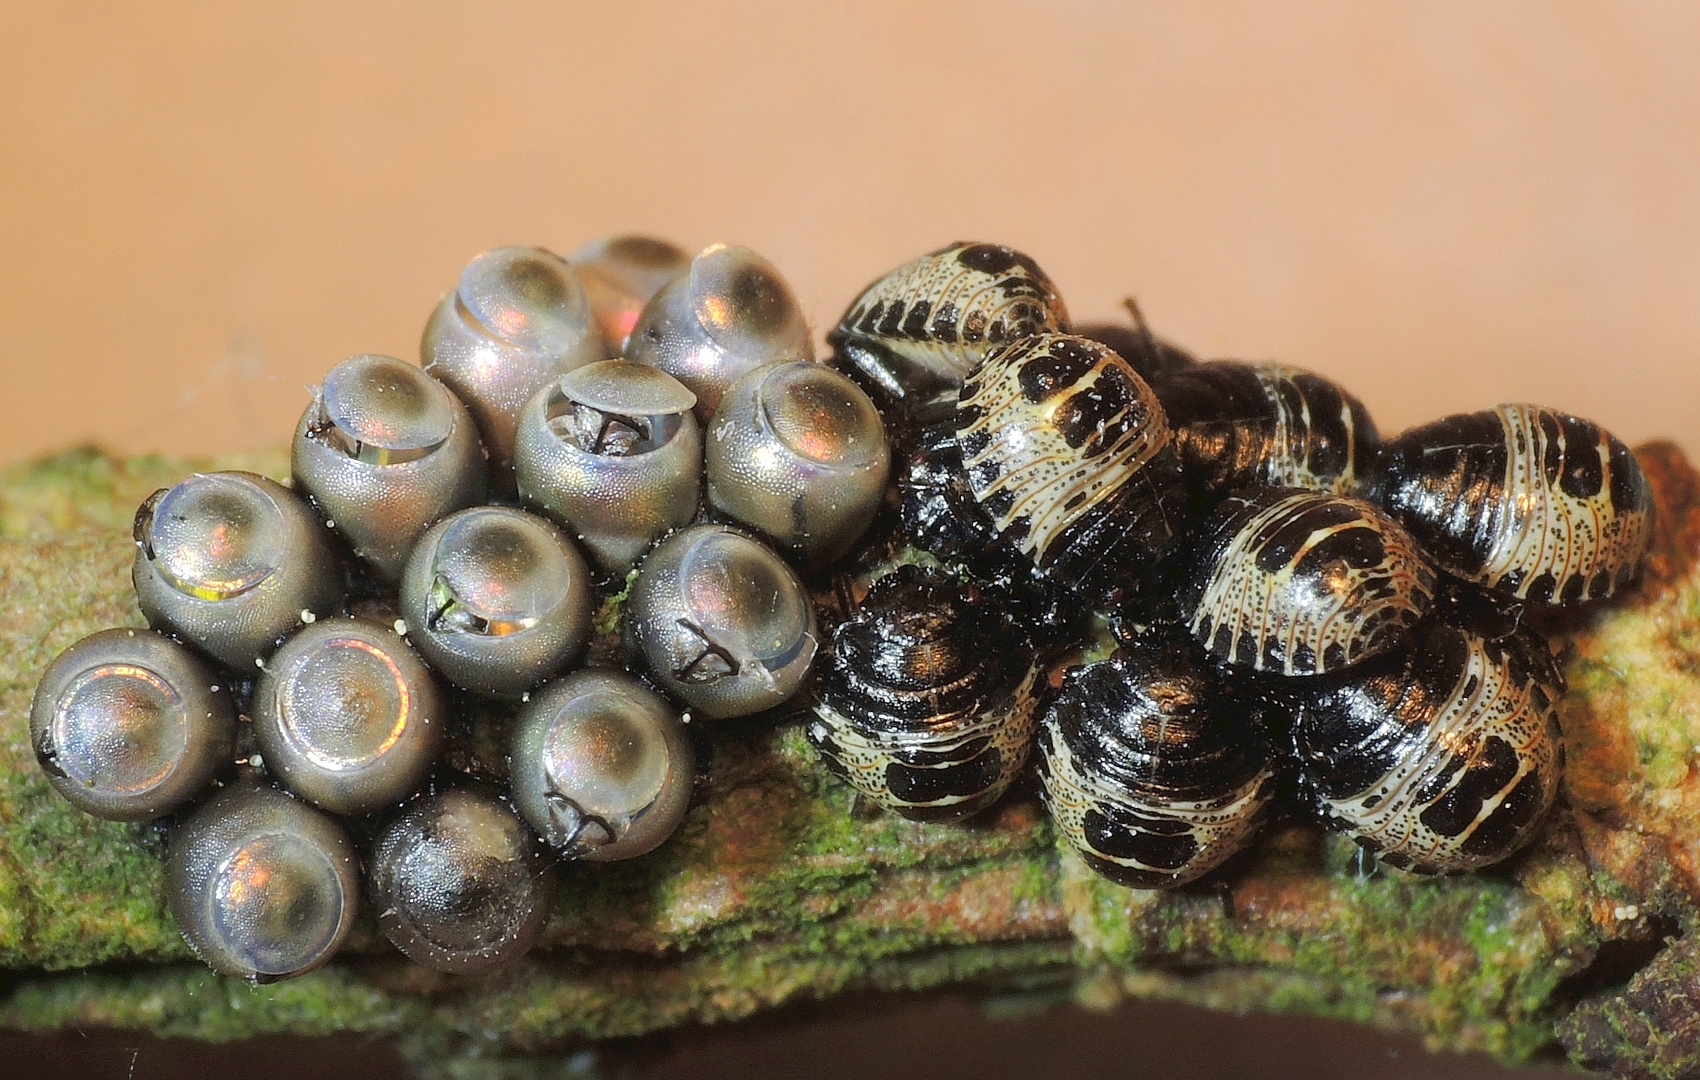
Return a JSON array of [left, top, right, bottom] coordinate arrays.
[[1, 445, 1698, 1079]]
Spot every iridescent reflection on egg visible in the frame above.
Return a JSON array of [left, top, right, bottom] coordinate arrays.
[[514, 359, 702, 575], [168, 782, 359, 983], [571, 234, 691, 353], [368, 785, 556, 972], [624, 525, 819, 719], [624, 244, 813, 419], [707, 360, 890, 567], [422, 246, 607, 467], [292, 353, 486, 580], [132, 471, 342, 669], [509, 669, 694, 861], [30, 628, 234, 821], [252, 618, 445, 815], [397, 506, 593, 698]]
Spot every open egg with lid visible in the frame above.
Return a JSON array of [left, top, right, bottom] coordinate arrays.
[[514, 359, 702, 576]]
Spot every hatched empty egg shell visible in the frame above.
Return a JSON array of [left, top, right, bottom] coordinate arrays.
[[514, 359, 702, 576], [706, 360, 890, 567], [570, 234, 692, 353]]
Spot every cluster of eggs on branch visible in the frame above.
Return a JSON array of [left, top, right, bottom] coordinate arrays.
[[32, 234, 1656, 986], [31, 236, 882, 982]]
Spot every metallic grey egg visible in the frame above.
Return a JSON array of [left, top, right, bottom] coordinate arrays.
[[706, 360, 890, 567], [167, 781, 359, 983], [292, 353, 487, 580], [397, 506, 593, 698], [623, 244, 813, 420], [421, 246, 608, 469], [367, 785, 556, 972], [508, 668, 693, 861], [624, 524, 819, 719], [30, 628, 235, 821], [132, 471, 342, 670], [570, 234, 691, 353], [513, 359, 702, 576], [252, 618, 446, 815]]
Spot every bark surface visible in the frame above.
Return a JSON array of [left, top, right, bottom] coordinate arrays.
[[1, 445, 1697, 1079]]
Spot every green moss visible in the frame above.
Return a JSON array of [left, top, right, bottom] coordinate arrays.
[[1, 446, 1699, 1077]]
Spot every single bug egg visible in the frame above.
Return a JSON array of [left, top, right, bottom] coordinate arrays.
[[1370, 404, 1654, 604], [132, 471, 342, 669], [623, 243, 813, 419], [1179, 488, 1437, 676], [251, 617, 446, 815], [421, 246, 607, 468], [1037, 633, 1275, 888], [828, 241, 1070, 421], [1156, 359, 1379, 501], [292, 353, 487, 580], [514, 359, 702, 576], [30, 628, 234, 821], [397, 506, 593, 698], [706, 360, 891, 567], [367, 785, 557, 972], [624, 524, 819, 719], [509, 668, 694, 860], [806, 566, 1043, 822], [955, 333, 1189, 605], [1289, 620, 1564, 873], [570, 234, 691, 352], [167, 781, 359, 982]]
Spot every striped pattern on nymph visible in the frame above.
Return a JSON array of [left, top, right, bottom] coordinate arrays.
[[829, 242, 1069, 401], [1036, 640, 1274, 889], [1483, 404, 1653, 600], [808, 660, 1042, 822], [804, 566, 1044, 822], [955, 334, 1170, 567], [1371, 404, 1654, 603], [1181, 489, 1437, 676], [1290, 622, 1563, 873], [1158, 360, 1379, 498]]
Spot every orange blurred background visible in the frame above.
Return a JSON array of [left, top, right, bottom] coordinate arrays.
[[1, 1, 1696, 464]]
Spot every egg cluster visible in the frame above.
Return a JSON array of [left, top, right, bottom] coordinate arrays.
[[31, 238, 874, 982], [31, 236, 1655, 984]]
